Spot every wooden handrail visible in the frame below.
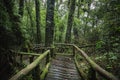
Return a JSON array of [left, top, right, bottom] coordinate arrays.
[[33, 47, 54, 49], [14, 43, 118, 80], [40, 62, 50, 80], [54, 43, 73, 46], [54, 43, 95, 48], [11, 50, 41, 56], [18, 52, 41, 56], [53, 43, 118, 80], [9, 50, 50, 80], [74, 56, 87, 80], [73, 45, 119, 80]]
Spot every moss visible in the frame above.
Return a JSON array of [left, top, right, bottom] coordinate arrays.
[[40, 63, 50, 80]]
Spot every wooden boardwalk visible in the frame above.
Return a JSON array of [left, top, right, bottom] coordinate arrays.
[[9, 44, 118, 80], [45, 55, 81, 80]]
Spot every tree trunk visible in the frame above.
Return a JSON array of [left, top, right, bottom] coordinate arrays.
[[77, 0, 80, 18], [73, 0, 80, 44], [65, 0, 76, 43], [68, 0, 70, 8], [25, 0, 34, 41], [45, 0, 55, 47], [35, 0, 41, 44], [73, 27, 79, 44], [0, 0, 23, 79], [84, 1, 91, 37]]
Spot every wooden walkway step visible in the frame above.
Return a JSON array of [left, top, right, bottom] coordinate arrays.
[[45, 55, 81, 80]]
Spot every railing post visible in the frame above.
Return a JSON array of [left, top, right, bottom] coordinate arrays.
[[73, 46, 75, 57], [29, 56, 34, 63], [50, 48, 53, 58], [46, 51, 50, 64], [29, 56, 36, 80], [20, 54, 23, 63], [33, 51, 41, 80], [54, 47, 56, 57], [88, 67, 97, 80], [30, 56, 40, 80]]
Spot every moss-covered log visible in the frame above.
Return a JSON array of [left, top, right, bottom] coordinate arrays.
[[9, 50, 50, 80], [73, 45, 119, 80]]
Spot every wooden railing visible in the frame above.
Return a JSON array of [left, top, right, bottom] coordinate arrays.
[[9, 50, 51, 80], [32, 44, 55, 58], [10, 43, 119, 80], [73, 45, 119, 80], [54, 43, 119, 80]]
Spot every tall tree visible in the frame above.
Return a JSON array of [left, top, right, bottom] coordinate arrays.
[[68, 0, 70, 8], [84, 0, 92, 37], [35, 0, 41, 44], [4, 0, 24, 45], [0, 0, 23, 79], [98, 0, 120, 52], [73, 0, 81, 44], [25, 0, 34, 42], [45, 0, 55, 46], [65, 0, 76, 43], [31, 0, 42, 80], [77, 0, 80, 18]]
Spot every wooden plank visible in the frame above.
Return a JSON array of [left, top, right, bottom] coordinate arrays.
[[45, 55, 81, 80]]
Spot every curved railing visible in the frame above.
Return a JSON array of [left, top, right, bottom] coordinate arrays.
[[9, 43, 119, 80], [9, 50, 50, 80], [73, 45, 119, 80], [54, 43, 119, 80]]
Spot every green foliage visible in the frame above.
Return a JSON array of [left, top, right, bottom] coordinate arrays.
[[96, 0, 120, 53], [105, 52, 118, 61], [94, 52, 119, 65], [54, 12, 68, 42], [96, 41, 105, 49], [0, 1, 24, 49]]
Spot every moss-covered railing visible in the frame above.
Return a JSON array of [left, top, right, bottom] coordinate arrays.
[[54, 43, 119, 80], [9, 50, 51, 80], [12, 43, 118, 80]]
